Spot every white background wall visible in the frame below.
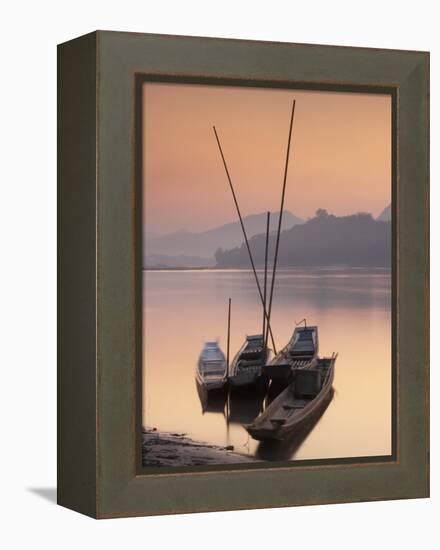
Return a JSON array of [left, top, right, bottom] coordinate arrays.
[[0, 1, 437, 548]]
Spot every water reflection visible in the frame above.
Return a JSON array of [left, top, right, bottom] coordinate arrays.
[[196, 383, 227, 414], [227, 388, 266, 425], [143, 268, 391, 461]]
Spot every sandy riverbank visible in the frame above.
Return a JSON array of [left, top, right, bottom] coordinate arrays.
[[142, 428, 261, 467]]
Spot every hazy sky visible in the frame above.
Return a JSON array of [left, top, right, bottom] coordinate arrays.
[[143, 83, 391, 234]]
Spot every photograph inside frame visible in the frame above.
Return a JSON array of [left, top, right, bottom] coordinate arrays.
[[140, 81, 392, 468]]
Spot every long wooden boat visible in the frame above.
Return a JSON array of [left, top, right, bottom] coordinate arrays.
[[246, 353, 337, 441], [228, 334, 272, 390], [195, 341, 228, 395], [255, 388, 334, 461]]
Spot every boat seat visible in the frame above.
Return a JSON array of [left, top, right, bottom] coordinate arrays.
[[290, 345, 314, 356], [241, 351, 263, 360], [270, 418, 286, 425], [283, 402, 306, 410], [238, 359, 262, 368]]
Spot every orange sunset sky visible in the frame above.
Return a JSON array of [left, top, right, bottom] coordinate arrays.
[[143, 83, 391, 234]]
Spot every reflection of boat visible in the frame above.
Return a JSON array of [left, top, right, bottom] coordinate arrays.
[[229, 334, 272, 389], [196, 381, 227, 414], [247, 353, 336, 441], [195, 342, 228, 396]]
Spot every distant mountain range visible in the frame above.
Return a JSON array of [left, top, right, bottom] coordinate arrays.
[[215, 209, 391, 268], [144, 210, 303, 268], [377, 204, 391, 222]]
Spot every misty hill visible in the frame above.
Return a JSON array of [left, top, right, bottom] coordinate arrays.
[[144, 210, 303, 267], [377, 204, 391, 222], [215, 210, 391, 268]]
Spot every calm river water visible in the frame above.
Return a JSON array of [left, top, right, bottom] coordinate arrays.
[[142, 268, 391, 461]]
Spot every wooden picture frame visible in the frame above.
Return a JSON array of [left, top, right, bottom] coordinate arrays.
[[57, 31, 429, 518]]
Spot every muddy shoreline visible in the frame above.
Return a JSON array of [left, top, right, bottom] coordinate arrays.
[[142, 428, 261, 467]]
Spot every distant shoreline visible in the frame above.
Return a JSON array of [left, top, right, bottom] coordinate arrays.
[[143, 266, 392, 272], [144, 266, 216, 271]]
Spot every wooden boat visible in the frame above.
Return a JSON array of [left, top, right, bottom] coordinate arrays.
[[263, 325, 319, 391], [272, 325, 318, 366], [195, 341, 228, 395], [246, 353, 337, 441], [255, 388, 334, 461], [228, 334, 272, 390]]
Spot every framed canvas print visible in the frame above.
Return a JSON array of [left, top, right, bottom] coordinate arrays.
[[58, 31, 429, 518]]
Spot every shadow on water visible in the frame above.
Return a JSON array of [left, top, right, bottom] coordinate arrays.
[[255, 388, 335, 461], [227, 387, 266, 425], [196, 382, 227, 414], [196, 382, 267, 424]]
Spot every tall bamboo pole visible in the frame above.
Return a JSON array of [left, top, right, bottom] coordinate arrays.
[[264, 99, 296, 352], [226, 297, 231, 376], [213, 126, 277, 354], [262, 211, 270, 353]]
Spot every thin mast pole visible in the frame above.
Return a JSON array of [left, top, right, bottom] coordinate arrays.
[[264, 99, 296, 352], [226, 297, 231, 377], [213, 126, 277, 354], [262, 211, 270, 353], [226, 297, 232, 435]]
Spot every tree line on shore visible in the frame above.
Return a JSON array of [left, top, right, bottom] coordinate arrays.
[[214, 209, 391, 268]]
